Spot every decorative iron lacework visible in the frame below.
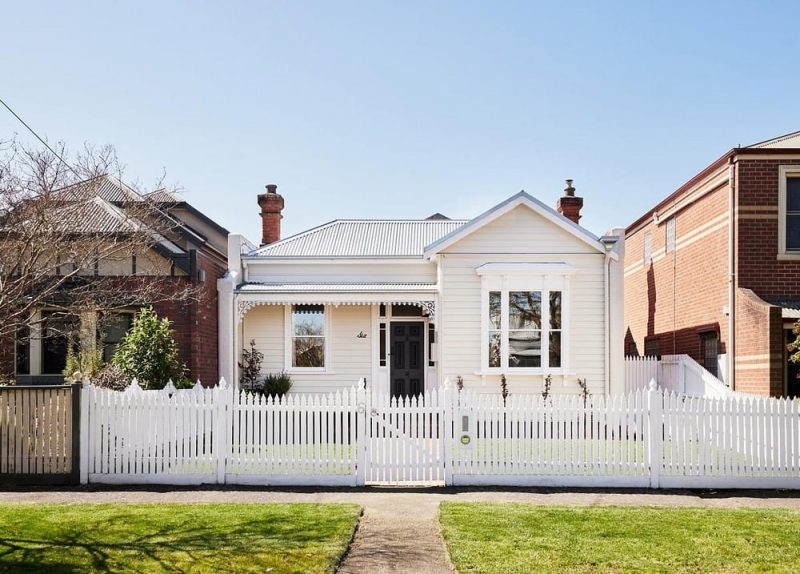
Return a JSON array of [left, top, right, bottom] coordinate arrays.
[[237, 298, 435, 321]]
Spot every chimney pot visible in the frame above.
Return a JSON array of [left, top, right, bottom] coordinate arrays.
[[257, 183, 285, 245], [557, 178, 583, 224]]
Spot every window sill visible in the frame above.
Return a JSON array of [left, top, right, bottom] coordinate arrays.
[[777, 252, 800, 261], [285, 368, 334, 375], [475, 369, 569, 377]]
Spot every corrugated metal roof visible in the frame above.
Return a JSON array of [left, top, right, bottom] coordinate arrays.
[[747, 130, 800, 149], [56, 175, 144, 204], [250, 219, 468, 258], [764, 298, 800, 319], [238, 282, 438, 292], [145, 188, 184, 203]]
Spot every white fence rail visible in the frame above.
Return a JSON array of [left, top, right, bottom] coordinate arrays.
[[80, 379, 800, 489]]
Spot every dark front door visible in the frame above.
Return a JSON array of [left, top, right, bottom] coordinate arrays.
[[390, 321, 425, 398]]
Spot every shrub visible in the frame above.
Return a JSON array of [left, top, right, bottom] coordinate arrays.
[[238, 339, 264, 391], [500, 373, 509, 404], [92, 363, 131, 391], [112, 307, 186, 390], [63, 345, 103, 382], [263, 372, 293, 397], [542, 374, 552, 401]]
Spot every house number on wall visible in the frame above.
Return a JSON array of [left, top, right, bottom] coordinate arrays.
[[356, 331, 367, 338]]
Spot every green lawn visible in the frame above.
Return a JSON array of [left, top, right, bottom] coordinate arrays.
[[0, 503, 361, 574], [440, 503, 800, 574]]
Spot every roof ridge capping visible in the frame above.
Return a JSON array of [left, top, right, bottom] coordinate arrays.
[[423, 190, 609, 258]]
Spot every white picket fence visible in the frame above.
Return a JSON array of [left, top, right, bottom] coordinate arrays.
[[625, 354, 736, 397], [79, 379, 800, 489], [624, 356, 660, 394]]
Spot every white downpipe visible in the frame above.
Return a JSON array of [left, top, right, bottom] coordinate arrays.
[[604, 251, 611, 394], [728, 161, 736, 390]]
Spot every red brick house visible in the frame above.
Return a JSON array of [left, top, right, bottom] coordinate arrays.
[[625, 130, 800, 397], [9, 176, 228, 385]]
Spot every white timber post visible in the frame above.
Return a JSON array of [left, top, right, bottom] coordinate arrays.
[[646, 379, 662, 489], [215, 378, 232, 484], [217, 275, 237, 389], [79, 378, 91, 484], [442, 378, 453, 486], [356, 378, 367, 486]]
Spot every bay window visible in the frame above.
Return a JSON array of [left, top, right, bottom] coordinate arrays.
[[478, 263, 573, 373]]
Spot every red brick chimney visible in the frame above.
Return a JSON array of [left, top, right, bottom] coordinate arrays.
[[556, 179, 583, 224], [258, 184, 284, 245]]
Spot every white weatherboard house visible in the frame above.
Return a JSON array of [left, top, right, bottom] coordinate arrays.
[[218, 183, 626, 397]]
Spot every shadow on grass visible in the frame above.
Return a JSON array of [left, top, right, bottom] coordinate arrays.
[[0, 504, 358, 574]]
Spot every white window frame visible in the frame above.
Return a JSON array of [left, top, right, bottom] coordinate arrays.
[[477, 266, 573, 375], [643, 232, 652, 265], [284, 304, 331, 373], [665, 218, 676, 253], [778, 165, 800, 259]]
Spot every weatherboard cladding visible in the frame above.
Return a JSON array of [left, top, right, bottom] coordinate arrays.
[[250, 220, 468, 258]]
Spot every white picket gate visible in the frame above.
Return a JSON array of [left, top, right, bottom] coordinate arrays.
[[79, 379, 800, 489], [364, 389, 446, 485]]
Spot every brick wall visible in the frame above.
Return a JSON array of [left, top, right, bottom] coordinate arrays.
[[153, 251, 226, 385], [734, 288, 783, 396], [736, 158, 800, 297], [733, 157, 800, 395], [625, 154, 800, 397], [624, 180, 731, 368]]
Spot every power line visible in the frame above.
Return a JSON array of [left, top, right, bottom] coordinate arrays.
[[0, 96, 78, 176]]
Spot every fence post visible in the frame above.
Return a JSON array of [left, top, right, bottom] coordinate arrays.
[[646, 380, 662, 488], [441, 378, 453, 486], [215, 378, 231, 485], [356, 378, 367, 486], [78, 380, 91, 484]]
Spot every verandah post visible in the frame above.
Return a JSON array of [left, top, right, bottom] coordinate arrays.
[[646, 380, 662, 488], [356, 378, 367, 486]]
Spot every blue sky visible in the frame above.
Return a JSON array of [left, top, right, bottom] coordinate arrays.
[[3, 1, 799, 241]]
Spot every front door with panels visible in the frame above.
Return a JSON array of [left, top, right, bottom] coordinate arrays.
[[390, 321, 425, 398]]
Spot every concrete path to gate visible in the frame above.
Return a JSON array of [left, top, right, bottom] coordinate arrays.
[[2, 487, 800, 574]]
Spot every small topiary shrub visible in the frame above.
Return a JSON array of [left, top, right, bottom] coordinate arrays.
[[263, 372, 293, 397]]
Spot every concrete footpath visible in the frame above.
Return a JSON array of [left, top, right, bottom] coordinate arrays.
[[1, 487, 799, 574]]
